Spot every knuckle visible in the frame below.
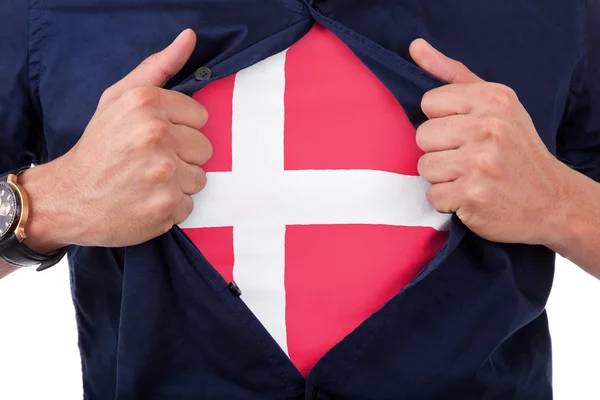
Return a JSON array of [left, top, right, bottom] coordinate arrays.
[[484, 84, 516, 108], [201, 136, 213, 163], [474, 151, 498, 172], [139, 54, 167, 83], [450, 61, 467, 83], [415, 123, 429, 151], [196, 169, 207, 191], [170, 205, 197, 229], [139, 119, 169, 148], [196, 103, 209, 127], [493, 92, 512, 108], [425, 186, 438, 206], [185, 197, 195, 217], [99, 87, 118, 105], [464, 184, 487, 206], [155, 191, 180, 216], [426, 185, 446, 212], [176, 197, 195, 224], [142, 53, 160, 68], [173, 200, 194, 225], [124, 87, 158, 109], [148, 158, 176, 182], [449, 61, 466, 80], [417, 154, 429, 176], [455, 61, 467, 71], [496, 83, 517, 99], [421, 90, 435, 113], [192, 133, 213, 165], [191, 168, 207, 193], [478, 116, 507, 141], [475, 148, 505, 177]]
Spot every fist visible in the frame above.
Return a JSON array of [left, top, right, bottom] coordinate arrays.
[[56, 30, 212, 247], [409, 39, 563, 245]]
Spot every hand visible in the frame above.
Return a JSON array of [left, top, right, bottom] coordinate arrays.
[[21, 29, 212, 250], [409, 39, 567, 245]]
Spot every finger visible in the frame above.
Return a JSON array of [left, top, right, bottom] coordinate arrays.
[[175, 160, 207, 195], [409, 38, 484, 85], [418, 149, 465, 184], [421, 83, 484, 118], [172, 193, 195, 225], [422, 82, 520, 119], [106, 29, 196, 101], [426, 181, 460, 214], [171, 125, 213, 167], [159, 90, 209, 130], [416, 115, 472, 152]]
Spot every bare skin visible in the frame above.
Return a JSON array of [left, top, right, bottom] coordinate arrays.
[[410, 39, 600, 279], [1, 33, 599, 281], [1, 30, 210, 278]]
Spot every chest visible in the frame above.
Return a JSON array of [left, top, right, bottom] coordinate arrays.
[[35, 0, 580, 389], [38, 0, 582, 160], [179, 25, 450, 376]]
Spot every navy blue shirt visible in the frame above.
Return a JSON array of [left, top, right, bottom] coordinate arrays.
[[1, 1, 599, 399]]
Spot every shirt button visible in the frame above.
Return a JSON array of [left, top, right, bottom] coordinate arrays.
[[195, 66, 212, 81], [312, 388, 323, 399], [228, 281, 242, 297]]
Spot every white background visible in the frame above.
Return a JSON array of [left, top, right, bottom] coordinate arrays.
[[0, 256, 598, 399]]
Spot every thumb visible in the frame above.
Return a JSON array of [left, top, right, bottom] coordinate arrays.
[[409, 38, 483, 84], [106, 29, 197, 100]]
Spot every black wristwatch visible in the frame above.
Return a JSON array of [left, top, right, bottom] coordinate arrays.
[[0, 167, 68, 271]]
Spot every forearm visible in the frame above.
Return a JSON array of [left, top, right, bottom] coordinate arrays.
[[544, 163, 600, 279]]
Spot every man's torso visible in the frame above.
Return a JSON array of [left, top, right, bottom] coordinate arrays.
[[30, 1, 582, 397]]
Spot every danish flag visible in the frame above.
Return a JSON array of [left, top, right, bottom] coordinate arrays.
[[180, 25, 450, 376]]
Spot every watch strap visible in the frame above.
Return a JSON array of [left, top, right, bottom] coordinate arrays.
[[0, 166, 68, 271], [0, 233, 68, 271], [0, 166, 30, 180]]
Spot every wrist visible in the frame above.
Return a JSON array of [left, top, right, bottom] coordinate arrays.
[[17, 160, 77, 254], [539, 161, 587, 256]]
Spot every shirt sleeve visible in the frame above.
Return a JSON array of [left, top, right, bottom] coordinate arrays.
[[556, 0, 600, 182], [0, 0, 44, 173]]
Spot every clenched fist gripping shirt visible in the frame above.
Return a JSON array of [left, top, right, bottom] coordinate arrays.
[[182, 24, 449, 376]]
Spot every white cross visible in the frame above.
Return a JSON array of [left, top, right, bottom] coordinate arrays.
[[180, 50, 450, 355]]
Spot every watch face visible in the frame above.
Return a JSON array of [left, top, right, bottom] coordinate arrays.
[[0, 182, 18, 239]]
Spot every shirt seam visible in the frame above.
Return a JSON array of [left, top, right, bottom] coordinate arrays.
[[286, 0, 310, 28], [28, 0, 43, 109], [309, 8, 444, 90], [28, 0, 48, 163], [579, 0, 590, 87], [567, 0, 590, 118]]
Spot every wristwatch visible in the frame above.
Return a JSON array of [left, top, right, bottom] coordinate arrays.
[[0, 167, 67, 271]]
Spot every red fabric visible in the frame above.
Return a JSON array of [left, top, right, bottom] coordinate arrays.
[[284, 25, 421, 175], [184, 24, 448, 377], [285, 224, 447, 375], [185, 227, 235, 283], [192, 75, 235, 172]]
